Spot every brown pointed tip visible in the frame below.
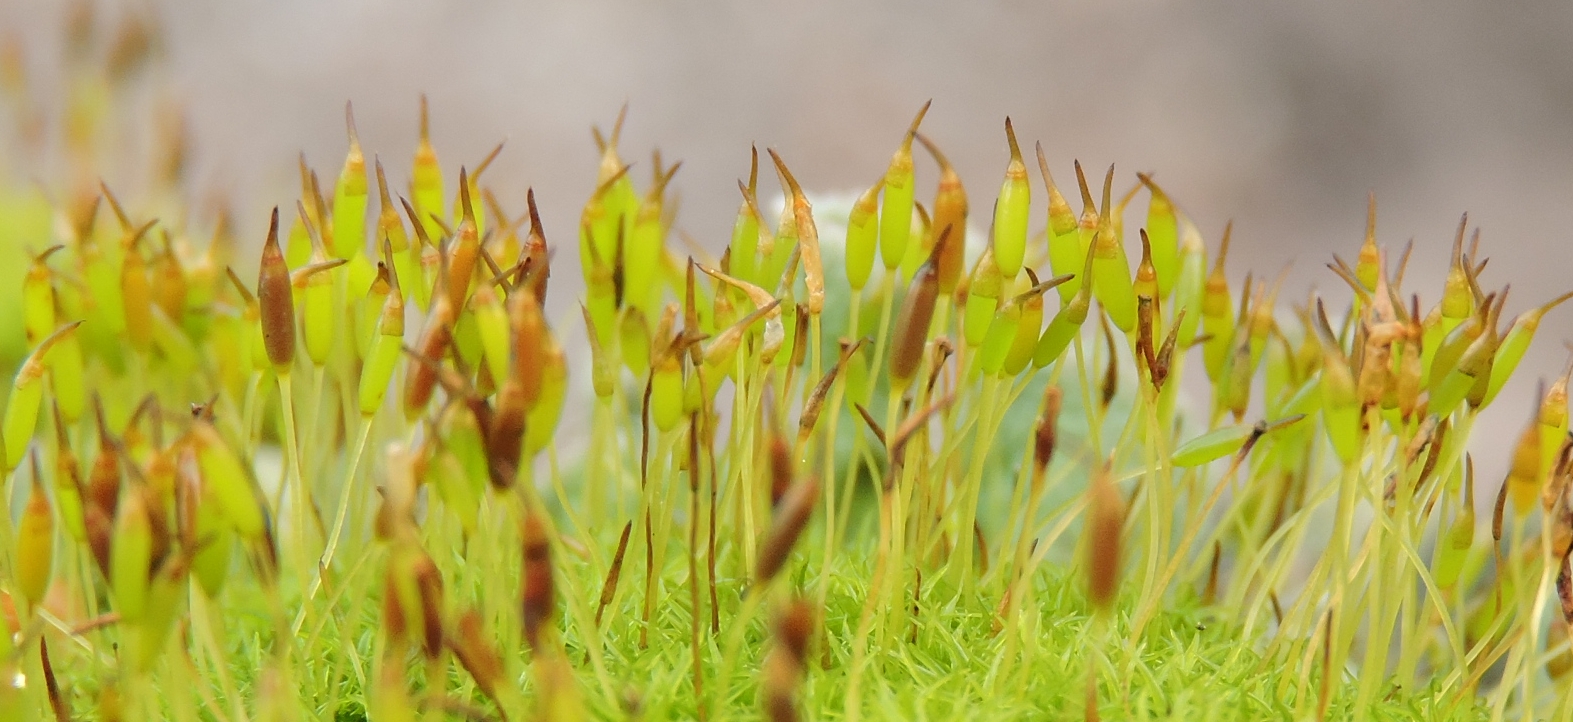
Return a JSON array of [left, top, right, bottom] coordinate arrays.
[[747, 144, 760, 193], [902, 100, 933, 147], [1034, 141, 1057, 189], [400, 197, 432, 247], [766, 148, 804, 198], [473, 141, 505, 179], [99, 180, 132, 232], [265, 207, 281, 249], [345, 100, 361, 149], [526, 188, 543, 236], [1098, 164, 1115, 222], [374, 157, 393, 202], [1003, 117, 1023, 161], [1365, 191, 1377, 235], [458, 167, 474, 223], [1139, 229, 1153, 260], [418, 93, 430, 139], [915, 132, 954, 171], [1073, 160, 1095, 209], [611, 101, 629, 147]]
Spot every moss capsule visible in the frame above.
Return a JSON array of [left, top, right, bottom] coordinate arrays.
[[879, 101, 930, 272], [991, 118, 1030, 280]]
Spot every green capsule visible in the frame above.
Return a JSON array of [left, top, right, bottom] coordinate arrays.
[[50, 327, 86, 423], [5, 321, 83, 472], [1170, 215, 1207, 350], [357, 263, 391, 357], [1201, 222, 1236, 381], [1088, 164, 1136, 332], [110, 486, 154, 622], [1432, 298, 1503, 416], [579, 165, 633, 288], [22, 245, 62, 347], [1172, 423, 1257, 467], [1138, 174, 1179, 298], [731, 148, 763, 285], [1433, 461, 1476, 590], [991, 118, 1031, 280], [979, 294, 1022, 377], [1482, 290, 1573, 409], [191, 486, 235, 597], [359, 321, 405, 418], [1003, 274, 1053, 376], [331, 103, 368, 259], [1033, 248, 1095, 369], [191, 422, 266, 540], [1354, 195, 1380, 293], [880, 102, 930, 271], [962, 248, 1002, 348], [626, 161, 680, 312], [471, 282, 510, 391], [15, 463, 54, 609], [834, 179, 877, 294], [1036, 143, 1084, 303], [411, 95, 447, 243], [650, 351, 685, 434]]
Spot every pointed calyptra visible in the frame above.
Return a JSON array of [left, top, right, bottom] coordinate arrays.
[[991, 118, 1030, 280], [879, 101, 931, 272]]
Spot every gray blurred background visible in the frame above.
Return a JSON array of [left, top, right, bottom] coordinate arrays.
[[3, 0, 1571, 471]]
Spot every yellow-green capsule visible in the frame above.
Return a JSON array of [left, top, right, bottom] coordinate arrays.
[[120, 222, 156, 355], [191, 491, 235, 597], [979, 292, 1022, 377], [1137, 174, 1179, 297], [1169, 216, 1207, 352], [880, 101, 930, 271], [331, 102, 368, 260], [358, 262, 391, 357], [111, 485, 154, 622], [23, 245, 63, 347], [1172, 423, 1258, 468], [374, 158, 420, 303], [411, 95, 447, 242], [1506, 402, 1543, 515], [1037, 142, 1084, 303], [1312, 300, 1361, 463], [899, 201, 933, 283], [1540, 359, 1572, 481], [1433, 457, 1475, 590], [651, 348, 685, 434], [50, 315, 87, 422], [359, 247, 406, 418], [580, 305, 617, 400], [1482, 290, 1573, 409], [579, 165, 633, 288], [1354, 194, 1379, 293], [1034, 248, 1095, 369], [730, 147, 763, 285], [1004, 271, 1058, 376], [846, 179, 881, 292], [5, 321, 83, 472], [914, 134, 968, 297], [294, 202, 344, 368], [626, 160, 680, 312], [51, 408, 87, 542], [190, 421, 265, 539], [962, 248, 1002, 349], [1201, 222, 1236, 381], [1432, 297, 1503, 416], [991, 117, 1030, 280], [1087, 164, 1136, 332], [15, 456, 54, 610]]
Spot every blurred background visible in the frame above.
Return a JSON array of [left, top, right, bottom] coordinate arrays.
[[1, 0, 1570, 470]]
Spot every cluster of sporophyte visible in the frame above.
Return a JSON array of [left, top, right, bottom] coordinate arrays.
[[6, 14, 1573, 722]]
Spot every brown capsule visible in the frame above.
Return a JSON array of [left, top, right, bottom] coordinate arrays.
[[756, 478, 821, 585], [256, 208, 296, 370], [1084, 464, 1124, 611], [449, 610, 506, 709], [595, 522, 634, 627], [768, 429, 793, 509], [889, 233, 944, 389], [1033, 385, 1062, 475], [521, 510, 555, 649], [796, 338, 866, 446]]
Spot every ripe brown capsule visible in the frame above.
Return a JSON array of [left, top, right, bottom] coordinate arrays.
[[521, 510, 555, 649], [256, 208, 296, 371], [756, 478, 820, 585], [889, 237, 944, 390]]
